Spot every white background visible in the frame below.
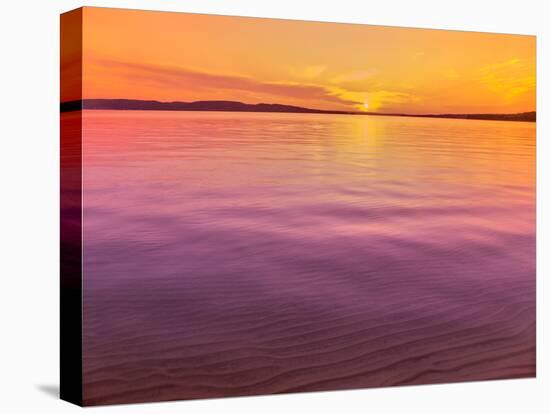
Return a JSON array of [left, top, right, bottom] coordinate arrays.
[[0, 0, 547, 412]]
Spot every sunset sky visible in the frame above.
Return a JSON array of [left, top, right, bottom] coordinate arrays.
[[71, 7, 535, 114]]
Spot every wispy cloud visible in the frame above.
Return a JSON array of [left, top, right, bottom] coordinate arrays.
[[87, 57, 425, 112], [478, 58, 535, 101], [88, 57, 361, 108]]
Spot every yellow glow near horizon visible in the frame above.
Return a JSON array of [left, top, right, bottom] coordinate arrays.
[[77, 7, 536, 115]]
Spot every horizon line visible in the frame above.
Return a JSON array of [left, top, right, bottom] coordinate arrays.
[[60, 98, 536, 122]]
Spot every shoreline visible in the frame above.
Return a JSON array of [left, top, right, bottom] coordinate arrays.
[[60, 99, 536, 123]]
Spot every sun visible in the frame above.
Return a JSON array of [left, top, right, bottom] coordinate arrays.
[[363, 101, 369, 109]]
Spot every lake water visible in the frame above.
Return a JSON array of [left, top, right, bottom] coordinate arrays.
[[78, 110, 535, 405]]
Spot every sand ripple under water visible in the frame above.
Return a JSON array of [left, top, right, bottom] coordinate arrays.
[[74, 110, 535, 405]]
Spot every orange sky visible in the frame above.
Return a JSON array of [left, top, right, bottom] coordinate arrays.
[[72, 7, 535, 114]]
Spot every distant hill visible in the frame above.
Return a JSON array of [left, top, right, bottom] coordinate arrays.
[[61, 99, 342, 114], [415, 111, 536, 122], [60, 99, 536, 122]]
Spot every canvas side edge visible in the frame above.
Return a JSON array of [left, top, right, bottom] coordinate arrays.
[[60, 7, 84, 407]]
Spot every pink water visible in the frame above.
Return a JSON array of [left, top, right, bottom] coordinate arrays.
[[80, 110, 535, 405]]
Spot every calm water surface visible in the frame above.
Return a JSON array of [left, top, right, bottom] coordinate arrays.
[[80, 110, 535, 404]]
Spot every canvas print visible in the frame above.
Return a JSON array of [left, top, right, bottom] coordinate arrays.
[[60, 7, 536, 406]]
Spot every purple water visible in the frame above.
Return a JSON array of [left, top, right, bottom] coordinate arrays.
[[79, 110, 535, 405]]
